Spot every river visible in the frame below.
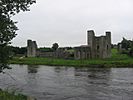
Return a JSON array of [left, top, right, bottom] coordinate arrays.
[[0, 65, 133, 100]]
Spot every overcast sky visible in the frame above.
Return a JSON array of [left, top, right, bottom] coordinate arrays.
[[12, 0, 133, 47]]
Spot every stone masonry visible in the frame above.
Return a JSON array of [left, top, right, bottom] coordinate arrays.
[[27, 40, 71, 58], [74, 30, 111, 59], [27, 40, 37, 57], [27, 30, 111, 59]]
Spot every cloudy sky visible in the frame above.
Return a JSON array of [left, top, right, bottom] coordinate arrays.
[[12, 0, 133, 47]]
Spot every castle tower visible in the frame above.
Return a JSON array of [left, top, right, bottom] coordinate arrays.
[[87, 30, 95, 58], [87, 30, 94, 47], [74, 30, 112, 60], [106, 32, 111, 44], [106, 31, 111, 57], [27, 40, 37, 57]]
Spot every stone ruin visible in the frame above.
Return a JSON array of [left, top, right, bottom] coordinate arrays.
[[74, 30, 111, 59], [37, 48, 70, 59], [27, 40, 37, 57], [27, 30, 112, 59], [27, 40, 71, 58]]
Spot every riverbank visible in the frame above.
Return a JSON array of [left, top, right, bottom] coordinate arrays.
[[10, 49, 133, 68], [0, 89, 36, 100], [0, 89, 26, 100]]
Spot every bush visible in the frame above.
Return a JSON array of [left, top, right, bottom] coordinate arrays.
[[0, 89, 27, 100]]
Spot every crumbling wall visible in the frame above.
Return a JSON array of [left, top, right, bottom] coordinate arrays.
[[27, 40, 37, 57], [88, 30, 111, 59], [74, 46, 91, 59], [74, 30, 111, 59]]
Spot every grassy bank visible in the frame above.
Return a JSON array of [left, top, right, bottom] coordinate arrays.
[[0, 89, 27, 100], [10, 49, 133, 67]]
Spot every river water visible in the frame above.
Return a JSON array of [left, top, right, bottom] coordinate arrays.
[[0, 65, 133, 100]]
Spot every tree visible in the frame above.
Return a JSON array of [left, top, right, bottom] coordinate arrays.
[[121, 38, 130, 50], [52, 43, 59, 51], [119, 37, 133, 57], [0, 0, 36, 72], [10, 46, 27, 55]]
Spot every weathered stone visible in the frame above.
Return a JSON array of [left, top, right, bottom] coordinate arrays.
[[27, 30, 111, 59], [74, 45, 91, 59], [27, 40, 37, 57], [74, 30, 111, 59]]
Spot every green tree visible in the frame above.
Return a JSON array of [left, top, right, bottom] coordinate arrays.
[[52, 43, 59, 51], [0, 0, 36, 72], [121, 37, 130, 50]]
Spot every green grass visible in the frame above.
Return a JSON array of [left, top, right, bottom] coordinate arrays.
[[10, 49, 133, 67], [0, 89, 27, 100]]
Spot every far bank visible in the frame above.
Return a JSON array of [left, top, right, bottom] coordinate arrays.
[[10, 49, 133, 68]]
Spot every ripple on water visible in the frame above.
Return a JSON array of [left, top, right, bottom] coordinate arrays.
[[0, 65, 133, 100]]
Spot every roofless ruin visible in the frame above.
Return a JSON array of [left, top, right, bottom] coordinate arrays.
[[74, 30, 111, 59], [27, 30, 111, 59]]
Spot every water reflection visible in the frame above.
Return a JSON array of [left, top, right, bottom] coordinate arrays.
[[54, 67, 68, 73], [25, 65, 39, 95], [0, 65, 133, 100], [27, 65, 39, 73], [75, 68, 111, 84], [75, 68, 111, 81]]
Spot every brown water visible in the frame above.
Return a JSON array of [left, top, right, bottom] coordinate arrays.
[[0, 65, 133, 100]]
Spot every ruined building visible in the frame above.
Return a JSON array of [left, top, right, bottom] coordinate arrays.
[[74, 30, 111, 59], [27, 40, 37, 57], [27, 30, 111, 59], [27, 40, 71, 58]]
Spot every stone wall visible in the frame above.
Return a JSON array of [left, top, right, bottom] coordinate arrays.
[[27, 29, 111, 60], [27, 40, 37, 57], [88, 30, 111, 59], [27, 39, 71, 58], [74, 46, 91, 59], [37, 48, 71, 59], [74, 30, 111, 59]]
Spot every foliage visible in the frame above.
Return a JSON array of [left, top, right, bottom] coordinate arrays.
[[119, 38, 133, 57], [39, 47, 53, 52], [121, 38, 131, 50], [0, 0, 36, 44], [52, 43, 59, 51], [65, 47, 73, 50], [0, 45, 11, 72], [11, 46, 27, 55], [0, 0, 36, 72], [0, 89, 27, 100], [129, 47, 133, 57]]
